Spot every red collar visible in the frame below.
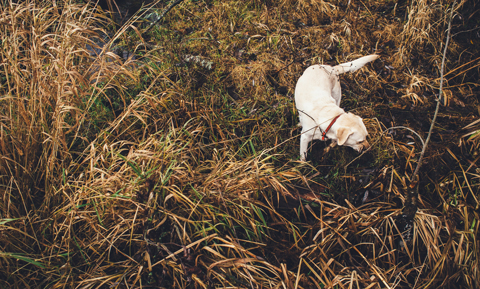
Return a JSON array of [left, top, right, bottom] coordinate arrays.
[[322, 114, 342, 140]]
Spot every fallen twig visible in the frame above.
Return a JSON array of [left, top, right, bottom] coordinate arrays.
[[344, 125, 425, 171]]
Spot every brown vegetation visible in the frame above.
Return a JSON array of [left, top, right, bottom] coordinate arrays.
[[0, 0, 479, 288]]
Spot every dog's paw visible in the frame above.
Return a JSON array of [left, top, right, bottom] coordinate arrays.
[[300, 153, 307, 162], [323, 142, 337, 154]]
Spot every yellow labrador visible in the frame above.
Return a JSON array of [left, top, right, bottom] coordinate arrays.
[[295, 55, 379, 161]]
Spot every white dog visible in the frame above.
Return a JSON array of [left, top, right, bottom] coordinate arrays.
[[295, 55, 379, 161]]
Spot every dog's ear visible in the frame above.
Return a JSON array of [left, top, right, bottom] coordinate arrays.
[[337, 127, 353, 145]]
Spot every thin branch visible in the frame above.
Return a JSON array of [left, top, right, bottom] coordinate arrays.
[[452, 26, 480, 37], [396, 1, 458, 236], [412, 0, 457, 181], [344, 125, 425, 170]]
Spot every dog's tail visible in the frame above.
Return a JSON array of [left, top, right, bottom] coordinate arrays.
[[334, 54, 379, 74]]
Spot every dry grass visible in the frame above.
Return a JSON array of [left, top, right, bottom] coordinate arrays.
[[395, 0, 463, 67], [0, 0, 479, 288]]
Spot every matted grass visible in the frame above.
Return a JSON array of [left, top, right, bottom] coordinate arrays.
[[0, 0, 479, 288]]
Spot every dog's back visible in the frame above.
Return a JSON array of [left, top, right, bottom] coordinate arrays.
[[296, 54, 379, 106], [295, 64, 340, 105]]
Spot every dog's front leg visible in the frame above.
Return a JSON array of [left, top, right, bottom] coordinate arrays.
[[299, 133, 310, 161]]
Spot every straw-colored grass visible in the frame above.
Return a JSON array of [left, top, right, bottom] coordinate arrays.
[[0, 0, 478, 288]]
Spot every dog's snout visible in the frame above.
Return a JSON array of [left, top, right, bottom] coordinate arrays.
[[362, 140, 370, 150], [356, 140, 370, 152]]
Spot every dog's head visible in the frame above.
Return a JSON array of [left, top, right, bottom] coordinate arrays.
[[335, 113, 369, 152]]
